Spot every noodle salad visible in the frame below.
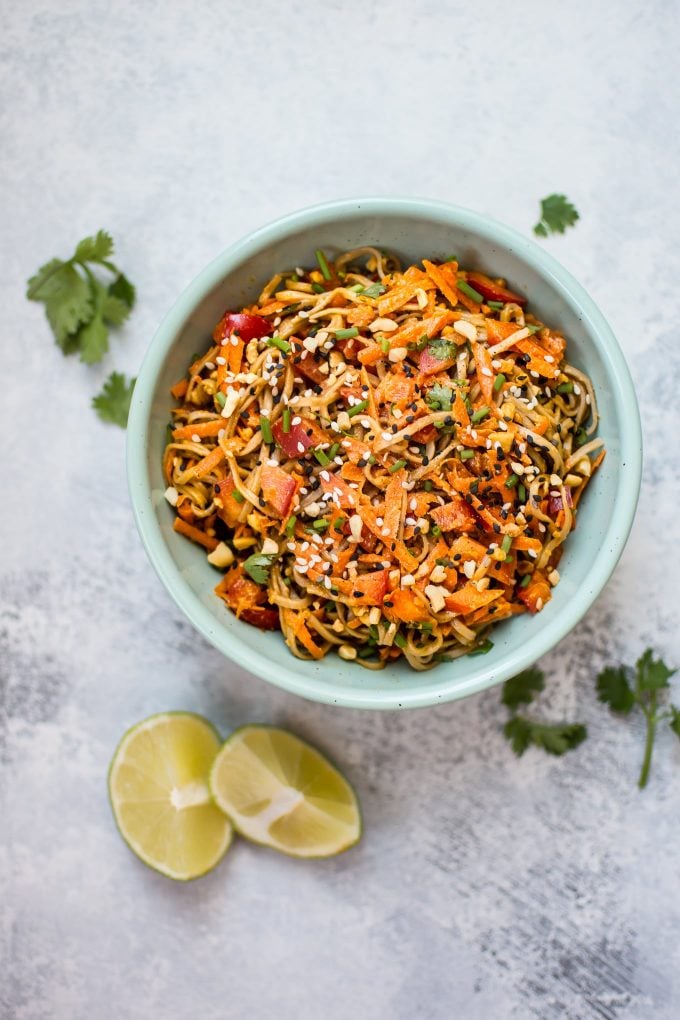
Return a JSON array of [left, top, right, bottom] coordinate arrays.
[[163, 249, 604, 670]]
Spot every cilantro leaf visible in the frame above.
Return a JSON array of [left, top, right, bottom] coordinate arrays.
[[503, 716, 532, 756], [426, 383, 453, 412], [596, 666, 635, 714], [533, 194, 580, 237], [74, 229, 114, 263], [40, 264, 93, 346], [243, 553, 277, 585], [92, 372, 136, 427], [669, 706, 680, 740], [596, 648, 677, 789], [27, 231, 134, 364], [636, 648, 675, 692], [504, 716, 587, 757], [102, 292, 132, 326], [108, 272, 136, 310], [359, 283, 386, 298], [426, 338, 457, 361], [502, 667, 545, 710]]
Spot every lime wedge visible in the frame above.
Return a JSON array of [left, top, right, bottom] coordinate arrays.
[[108, 712, 232, 880], [209, 725, 361, 858]]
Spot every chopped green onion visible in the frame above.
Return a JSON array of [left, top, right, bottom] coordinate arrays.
[[285, 514, 297, 534], [311, 282, 325, 294], [231, 489, 245, 503], [312, 518, 329, 531], [506, 473, 519, 488], [313, 447, 331, 466], [493, 373, 506, 393], [459, 449, 475, 461], [215, 391, 226, 409], [347, 400, 369, 418], [368, 624, 380, 640], [368, 454, 377, 465], [487, 300, 504, 310], [520, 573, 532, 588], [424, 480, 433, 491], [349, 283, 364, 293], [526, 324, 542, 334], [358, 645, 378, 659], [394, 632, 407, 650], [420, 622, 433, 632], [328, 443, 340, 459], [259, 415, 273, 444], [389, 459, 407, 473], [282, 407, 291, 433], [469, 639, 494, 656], [335, 327, 358, 340], [471, 406, 490, 424], [557, 382, 574, 394], [518, 483, 527, 503], [435, 557, 448, 566], [360, 282, 386, 298], [380, 337, 390, 353], [501, 535, 512, 554], [445, 254, 458, 263], [574, 426, 588, 448], [266, 336, 291, 354], [315, 249, 331, 281], [457, 280, 484, 303], [431, 524, 442, 536], [333, 516, 344, 532]]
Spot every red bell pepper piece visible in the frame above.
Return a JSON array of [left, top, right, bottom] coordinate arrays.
[[260, 465, 297, 517], [419, 345, 456, 376], [240, 607, 280, 630], [272, 417, 326, 459], [213, 312, 271, 343], [466, 272, 526, 307], [548, 489, 573, 515]]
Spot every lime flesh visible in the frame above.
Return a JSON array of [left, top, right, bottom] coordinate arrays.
[[210, 725, 361, 858], [108, 712, 232, 880]]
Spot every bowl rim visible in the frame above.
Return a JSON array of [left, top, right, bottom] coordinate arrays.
[[127, 196, 642, 710]]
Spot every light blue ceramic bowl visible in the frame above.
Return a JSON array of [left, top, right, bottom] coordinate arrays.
[[127, 198, 642, 709]]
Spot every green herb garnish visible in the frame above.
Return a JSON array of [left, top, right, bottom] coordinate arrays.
[[389, 459, 407, 473], [534, 194, 580, 237], [315, 249, 332, 280], [282, 407, 291, 433], [313, 447, 331, 467], [92, 372, 136, 428], [426, 383, 453, 412], [459, 449, 475, 461], [243, 552, 277, 585], [597, 649, 679, 788], [215, 391, 227, 409], [347, 400, 369, 418], [471, 406, 490, 424], [487, 300, 504, 310], [493, 373, 506, 392], [502, 666, 587, 757], [27, 229, 135, 364], [457, 280, 484, 303], [360, 282, 386, 298], [259, 415, 273, 444], [266, 336, 291, 354], [335, 327, 358, 340]]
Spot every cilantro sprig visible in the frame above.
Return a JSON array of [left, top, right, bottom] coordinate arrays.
[[597, 649, 678, 788], [243, 553, 277, 585], [92, 372, 136, 428], [27, 230, 135, 363], [501, 666, 587, 757], [533, 194, 579, 238], [425, 383, 453, 412]]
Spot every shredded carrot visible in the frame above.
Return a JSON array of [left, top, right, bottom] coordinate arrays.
[[173, 517, 219, 551]]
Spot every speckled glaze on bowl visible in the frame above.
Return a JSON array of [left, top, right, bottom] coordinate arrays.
[[127, 198, 642, 710]]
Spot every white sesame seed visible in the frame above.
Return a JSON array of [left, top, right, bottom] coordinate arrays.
[[216, 356, 226, 365], [381, 527, 391, 537], [297, 442, 305, 453]]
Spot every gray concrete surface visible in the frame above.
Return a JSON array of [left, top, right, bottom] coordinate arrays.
[[2, 2, 679, 1017]]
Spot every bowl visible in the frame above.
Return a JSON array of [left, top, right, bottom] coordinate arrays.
[[127, 197, 642, 710]]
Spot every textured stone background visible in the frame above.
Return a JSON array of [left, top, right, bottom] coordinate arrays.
[[2, 2, 679, 1017]]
